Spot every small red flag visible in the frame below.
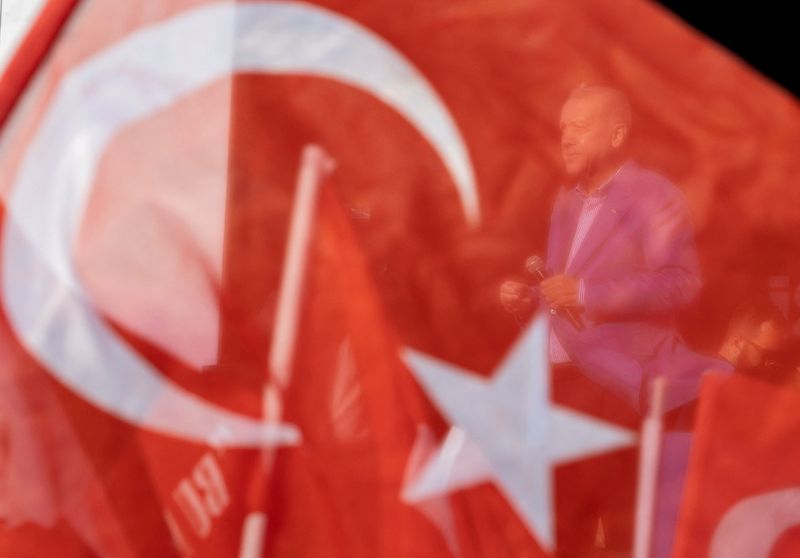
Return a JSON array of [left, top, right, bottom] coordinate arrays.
[[674, 374, 800, 558]]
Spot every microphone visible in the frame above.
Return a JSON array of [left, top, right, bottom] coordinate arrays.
[[524, 255, 548, 280], [525, 255, 585, 331]]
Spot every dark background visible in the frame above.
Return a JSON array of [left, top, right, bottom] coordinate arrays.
[[655, 0, 797, 97]]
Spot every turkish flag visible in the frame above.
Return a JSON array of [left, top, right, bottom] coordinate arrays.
[[0, 0, 798, 557], [673, 374, 800, 558]]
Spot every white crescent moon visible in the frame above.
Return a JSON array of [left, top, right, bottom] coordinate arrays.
[[709, 487, 800, 558], [2, 1, 479, 446]]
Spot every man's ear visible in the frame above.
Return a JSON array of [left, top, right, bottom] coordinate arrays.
[[611, 124, 628, 148]]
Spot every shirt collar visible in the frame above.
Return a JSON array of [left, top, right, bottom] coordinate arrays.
[[573, 160, 628, 199]]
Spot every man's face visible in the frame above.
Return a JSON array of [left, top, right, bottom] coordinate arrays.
[[739, 319, 784, 368], [559, 95, 618, 177]]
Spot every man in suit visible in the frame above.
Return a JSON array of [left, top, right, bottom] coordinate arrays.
[[502, 84, 724, 413], [501, 85, 729, 557]]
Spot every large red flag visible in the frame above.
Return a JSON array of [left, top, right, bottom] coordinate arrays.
[[0, 0, 797, 557]]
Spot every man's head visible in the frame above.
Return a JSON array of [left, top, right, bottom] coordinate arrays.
[[720, 302, 791, 370], [559, 85, 631, 179]]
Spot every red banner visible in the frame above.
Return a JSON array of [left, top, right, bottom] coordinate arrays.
[[0, 0, 797, 556]]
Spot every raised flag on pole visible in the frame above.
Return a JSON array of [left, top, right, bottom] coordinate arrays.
[[0, 0, 798, 557]]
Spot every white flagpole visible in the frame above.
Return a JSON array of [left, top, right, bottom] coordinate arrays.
[[633, 377, 667, 558], [269, 144, 336, 392], [239, 144, 335, 558]]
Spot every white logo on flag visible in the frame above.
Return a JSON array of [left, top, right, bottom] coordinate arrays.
[[2, 2, 476, 445], [710, 487, 800, 558]]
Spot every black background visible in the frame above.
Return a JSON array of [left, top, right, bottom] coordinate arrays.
[[656, 0, 797, 97]]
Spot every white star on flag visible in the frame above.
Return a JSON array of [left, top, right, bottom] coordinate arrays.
[[401, 314, 636, 551]]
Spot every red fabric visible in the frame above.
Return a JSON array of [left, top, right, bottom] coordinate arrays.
[[0, 0, 80, 129], [673, 374, 800, 558], [260, 186, 452, 556], [0, 0, 797, 556]]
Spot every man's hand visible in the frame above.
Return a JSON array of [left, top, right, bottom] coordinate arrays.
[[499, 280, 533, 314], [540, 275, 580, 309]]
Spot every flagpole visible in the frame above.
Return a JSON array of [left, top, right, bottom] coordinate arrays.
[[238, 144, 335, 558], [633, 377, 667, 558], [269, 145, 336, 391]]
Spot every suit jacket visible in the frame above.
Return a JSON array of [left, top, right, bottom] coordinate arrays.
[[546, 160, 729, 412]]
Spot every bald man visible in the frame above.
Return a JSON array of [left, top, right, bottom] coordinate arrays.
[[501, 85, 729, 557], [502, 84, 725, 412]]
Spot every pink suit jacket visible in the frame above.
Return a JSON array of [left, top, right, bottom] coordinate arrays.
[[545, 160, 730, 412]]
